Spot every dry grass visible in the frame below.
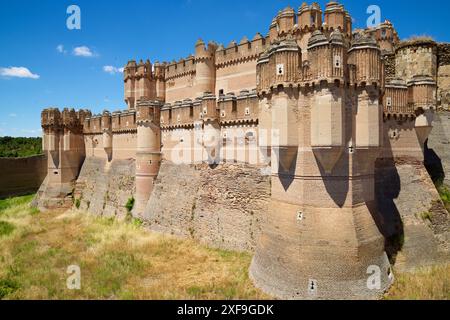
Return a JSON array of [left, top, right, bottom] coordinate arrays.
[[385, 265, 450, 300], [0, 195, 268, 300]]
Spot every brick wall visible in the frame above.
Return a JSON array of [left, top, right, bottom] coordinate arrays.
[[0, 155, 47, 198]]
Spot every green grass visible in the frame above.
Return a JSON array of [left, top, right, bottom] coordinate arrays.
[[0, 221, 15, 237]]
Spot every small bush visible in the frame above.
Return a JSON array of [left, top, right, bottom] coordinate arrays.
[[0, 221, 15, 237], [0, 278, 19, 299], [75, 199, 81, 209], [125, 197, 135, 214]]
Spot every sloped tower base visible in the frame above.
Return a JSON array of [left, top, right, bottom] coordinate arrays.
[[250, 201, 393, 300]]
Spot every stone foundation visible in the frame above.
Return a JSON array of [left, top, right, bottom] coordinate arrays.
[[73, 157, 136, 219], [375, 159, 450, 272], [144, 162, 270, 252]]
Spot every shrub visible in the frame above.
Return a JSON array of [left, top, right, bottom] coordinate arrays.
[[0, 278, 19, 299], [125, 197, 135, 214], [75, 199, 81, 209]]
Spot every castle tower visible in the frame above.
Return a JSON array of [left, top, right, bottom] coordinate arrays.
[[194, 39, 217, 97], [408, 75, 437, 144], [135, 100, 162, 216], [124, 60, 137, 109], [298, 2, 322, 30], [136, 59, 156, 101], [251, 28, 392, 299], [277, 7, 296, 35], [324, 2, 346, 32], [39, 107, 88, 209]]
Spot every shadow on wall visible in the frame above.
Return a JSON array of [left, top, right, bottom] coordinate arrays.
[[319, 150, 349, 208], [373, 137, 404, 265], [424, 139, 445, 186]]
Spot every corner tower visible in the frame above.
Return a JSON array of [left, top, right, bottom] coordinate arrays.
[[251, 6, 392, 299]]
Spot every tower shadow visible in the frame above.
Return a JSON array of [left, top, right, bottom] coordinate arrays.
[[424, 139, 445, 186], [373, 132, 404, 264]]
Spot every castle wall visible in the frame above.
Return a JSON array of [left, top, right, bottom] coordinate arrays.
[[74, 157, 136, 218], [375, 160, 449, 272], [215, 60, 257, 97], [165, 71, 196, 104], [84, 132, 137, 160], [143, 162, 270, 252], [381, 117, 424, 161], [438, 44, 450, 109], [0, 155, 48, 199]]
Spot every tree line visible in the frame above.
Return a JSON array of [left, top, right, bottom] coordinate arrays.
[[0, 137, 43, 158]]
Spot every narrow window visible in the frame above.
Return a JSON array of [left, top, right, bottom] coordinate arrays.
[[386, 97, 392, 107], [276, 64, 284, 76], [334, 55, 341, 68]]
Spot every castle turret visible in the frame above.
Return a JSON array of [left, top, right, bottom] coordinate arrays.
[[348, 34, 382, 171], [298, 2, 322, 30], [38, 107, 87, 209], [408, 75, 437, 144], [195, 40, 217, 97], [124, 60, 137, 109], [324, 2, 347, 32], [135, 100, 162, 216], [277, 7, 296, 35], [308, 30, 346, 173]]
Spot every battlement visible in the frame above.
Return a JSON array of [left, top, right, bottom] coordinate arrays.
[[218, 89, 258, 124], [215, 34, 268, 68], [41, 107, 89, 133], [84, 109, 137, 134], [165, 56, 196, 80]]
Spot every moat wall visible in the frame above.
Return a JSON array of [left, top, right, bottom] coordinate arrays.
[[144, 162, 270, 252], [73, 157, 136, 218], [0, 155, 47, 199]]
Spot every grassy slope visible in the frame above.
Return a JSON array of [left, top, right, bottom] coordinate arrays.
[[0, 195, 267, 300], [0, 195, 448, 300]]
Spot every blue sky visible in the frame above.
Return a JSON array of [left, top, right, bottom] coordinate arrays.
[[0, 0, 449, 137]]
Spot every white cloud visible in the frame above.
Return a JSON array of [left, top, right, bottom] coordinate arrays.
[[0, 67, 40, 79], [103, 65, 124, 75], [56, 44, 67, 54], [73, 46, 94, 57]]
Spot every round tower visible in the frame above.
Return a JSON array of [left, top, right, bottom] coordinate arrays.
[[408, 75, 436, 144], [124, 60, 137, 109], [194, 39, 217, 97], [298, 2, 322, 30], [135, 100, 162, 216], [324, 1, 346, 32], [277, 7, 296, 35], [251, 30, 392, 300]]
